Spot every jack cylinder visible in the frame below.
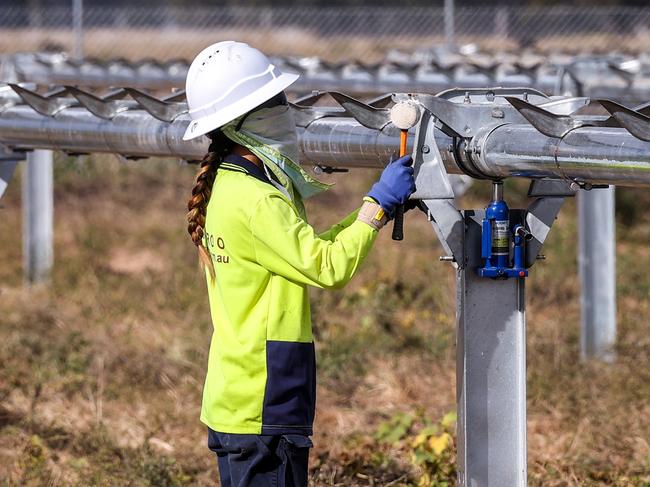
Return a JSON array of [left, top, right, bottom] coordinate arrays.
[[478, 181, 529, 279]]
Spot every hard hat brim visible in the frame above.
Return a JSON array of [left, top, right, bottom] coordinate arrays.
[[182, 72, 299, 141]]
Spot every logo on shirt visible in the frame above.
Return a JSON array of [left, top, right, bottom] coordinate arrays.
[[204, 231, 230, 264]]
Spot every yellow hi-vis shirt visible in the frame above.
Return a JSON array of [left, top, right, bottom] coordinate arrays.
[[200, 155, 378, 435]]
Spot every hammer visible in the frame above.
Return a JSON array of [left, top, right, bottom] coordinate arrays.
[[389, 101, 420, 241]]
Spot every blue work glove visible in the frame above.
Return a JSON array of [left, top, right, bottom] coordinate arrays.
[[367, 155, 416, 217]]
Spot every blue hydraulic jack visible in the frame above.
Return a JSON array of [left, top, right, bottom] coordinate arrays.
[[478, 181, 532, 279]]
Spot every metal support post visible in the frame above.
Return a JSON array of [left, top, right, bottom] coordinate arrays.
[[72, 0, 83, 61], [578, 187, 617, 361], [444, 0, 455, 49], [22, 150, 53, 284], [455, 210, 527, 486], [425, 180, 567, 487], [414, 98, 531, 484]]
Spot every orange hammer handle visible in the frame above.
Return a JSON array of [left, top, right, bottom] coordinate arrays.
[[391, 129, 409, 241], [399, 130, 408, 157]]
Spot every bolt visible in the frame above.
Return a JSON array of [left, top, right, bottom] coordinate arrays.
[[440, 256, 456, 262], [536, 254, 546, 260], [491, 108, 505, 119], [447, 144, 454, 153], [422, 145, 430, 154]]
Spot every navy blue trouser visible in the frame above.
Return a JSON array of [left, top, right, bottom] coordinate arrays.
[[208, 428, 312, 487]]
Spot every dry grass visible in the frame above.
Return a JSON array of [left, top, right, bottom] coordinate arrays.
[[0, 157, 649, 486]]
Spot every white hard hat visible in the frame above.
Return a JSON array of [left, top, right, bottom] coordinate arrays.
[[182, 41, 299, 141]]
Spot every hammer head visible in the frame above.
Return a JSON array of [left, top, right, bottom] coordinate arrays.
[[390, 101, 420, 130]]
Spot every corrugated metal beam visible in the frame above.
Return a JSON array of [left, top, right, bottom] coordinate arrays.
[[0, 86, 649, 188]]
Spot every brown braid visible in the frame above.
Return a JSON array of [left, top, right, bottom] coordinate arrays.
[[187, 131, 233, 280]]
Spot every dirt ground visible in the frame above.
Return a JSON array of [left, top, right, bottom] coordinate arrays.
[[0, 157, 649, 486]]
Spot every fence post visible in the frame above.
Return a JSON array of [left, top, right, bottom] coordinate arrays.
[[22, 150, 54, 284], [444, 0, 455, 49], [72, 0, 84, 61], [495, 7, 509, 40], [578, 187, 617, 361], [27, 0, 43, 29]]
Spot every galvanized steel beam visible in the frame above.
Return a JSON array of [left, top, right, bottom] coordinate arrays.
[[0, 86, 649, 188]]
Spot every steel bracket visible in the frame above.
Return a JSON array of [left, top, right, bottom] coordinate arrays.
[[524, 195, 567, 268], [410, 89, 548, 138], [0, 145, 24, 200], [399, 99, 464, 266]]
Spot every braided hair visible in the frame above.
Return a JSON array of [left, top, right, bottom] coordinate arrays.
[[187, 130, 233, 280]]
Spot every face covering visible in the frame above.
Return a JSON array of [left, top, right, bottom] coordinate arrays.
[[220, 105, 331, 202]]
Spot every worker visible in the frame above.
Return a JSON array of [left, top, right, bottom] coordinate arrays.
[[183, 41, 415, 487]]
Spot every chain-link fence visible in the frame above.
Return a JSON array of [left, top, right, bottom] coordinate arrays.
[[1, 5, 649, 62]]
